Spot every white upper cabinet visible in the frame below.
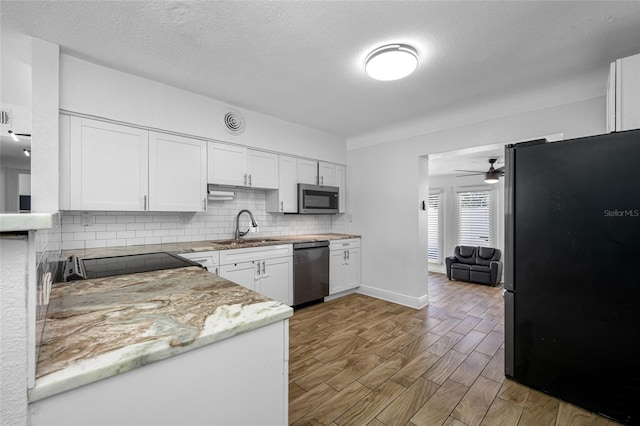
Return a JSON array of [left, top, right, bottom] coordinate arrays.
[[149, 132, 207, 212], [207, 143, 246, 186], [318, 161, 336, 186], [297, 159, 318, 185], [208, 142, 278, 189], [266, 155, 298, 213], [68, 116, 149, 211], [61, 115, 206, 212], [247, 149, 279, 189], [607, 53, 640, 132]]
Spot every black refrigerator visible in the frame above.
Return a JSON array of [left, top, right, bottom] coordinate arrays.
[[504, 129, 640, 425]]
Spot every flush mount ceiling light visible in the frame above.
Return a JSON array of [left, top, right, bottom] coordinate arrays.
[[365, 44, 419, 81], [23, 149, 31, 157]]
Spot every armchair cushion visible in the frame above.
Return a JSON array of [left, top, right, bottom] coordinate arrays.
[[454, 246, 477, 265]]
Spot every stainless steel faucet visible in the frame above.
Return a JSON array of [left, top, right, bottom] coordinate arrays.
[[234, 209, 258, 241]]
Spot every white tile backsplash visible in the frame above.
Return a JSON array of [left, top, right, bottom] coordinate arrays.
[[61, 187, 346, 250]]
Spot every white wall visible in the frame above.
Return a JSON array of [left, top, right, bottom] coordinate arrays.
[[346, 96, 606, 308], [59, 55, 346, 165], [31, 38, 59, 213], [0, 236, 29, 426]]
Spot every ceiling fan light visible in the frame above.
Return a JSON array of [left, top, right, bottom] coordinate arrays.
[[365, 44, 418, 81], [484, 170, 500, 184]]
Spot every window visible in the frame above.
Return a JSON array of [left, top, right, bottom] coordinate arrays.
[[427, 192, 442, 263], [456, 189, 493, 247]]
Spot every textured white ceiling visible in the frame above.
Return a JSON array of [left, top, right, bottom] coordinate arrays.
[[2, 1, 640, 138]]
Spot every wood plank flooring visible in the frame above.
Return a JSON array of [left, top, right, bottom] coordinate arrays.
[[289, 272, 621, 426]]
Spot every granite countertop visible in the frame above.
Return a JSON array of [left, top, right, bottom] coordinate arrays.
[[29, 266, 293, 402], [0, 212, 57, 232], [61, 232, 361, 259]]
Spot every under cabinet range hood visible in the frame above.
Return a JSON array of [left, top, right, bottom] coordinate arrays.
[[297, 184, 339, 214]]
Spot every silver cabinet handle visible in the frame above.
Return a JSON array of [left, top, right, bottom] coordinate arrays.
[[203, 197, 207, 212], [343, 250, 347, 261], [280, 201, 284, 212], [347, 249, 350, 260], [262, 261, 266, 274], [214, 267, 218, 276], [144, 195, 147, 211], [244, 173, 248, 186], [256, 262, 261, 278], [320, 176, 324, 185], [249, 174, 252, 186]]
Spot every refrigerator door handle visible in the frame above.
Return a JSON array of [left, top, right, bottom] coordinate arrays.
[[504, 289, 515, 378], [504, 145, 516, 293]]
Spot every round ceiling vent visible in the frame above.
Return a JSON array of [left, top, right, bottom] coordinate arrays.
[[221, 109, 245, 135]]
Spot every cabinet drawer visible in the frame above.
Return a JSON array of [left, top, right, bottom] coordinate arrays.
[[329, 238, 360, 251], [219, 244, 293, 265]]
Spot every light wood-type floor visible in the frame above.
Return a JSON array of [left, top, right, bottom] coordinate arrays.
[[288, 272, 621, 426]]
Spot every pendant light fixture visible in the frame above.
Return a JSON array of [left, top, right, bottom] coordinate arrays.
[[365, 44, 419, 81]]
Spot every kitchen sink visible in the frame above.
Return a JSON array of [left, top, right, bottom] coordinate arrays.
[[213, 238, 283, 246]]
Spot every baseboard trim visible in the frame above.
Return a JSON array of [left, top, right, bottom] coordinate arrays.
[[357, 285, 429, 309], [324, 288, 359, 302]]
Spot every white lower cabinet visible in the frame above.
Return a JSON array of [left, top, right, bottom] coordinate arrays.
[[329, 238, 361, 295], [219, 245, 293, 306], [255, 257, 292, 306], [220, 261, 260, 292]]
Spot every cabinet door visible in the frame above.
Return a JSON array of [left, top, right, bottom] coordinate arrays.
[[606, 61, 616, 134], [342, 248, 361, 290], [70, 116, 148, 211], [329, 249, 347, 295], [247, 149, 279, 189], [256, 257, 292, 306], [318, 161, 336, 186], [219, 261, 258, 292], [297, 159, 318, 185], [615, 53, 640, 132], [266, 155, 298, 213], [208, 142, 247, 186], [335, 165, 346, 213], [149, 132, 207, 212]]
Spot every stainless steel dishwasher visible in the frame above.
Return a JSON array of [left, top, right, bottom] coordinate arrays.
[[293, 241, 329, 307]]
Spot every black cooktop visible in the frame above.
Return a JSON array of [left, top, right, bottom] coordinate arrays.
[[64, 252, 201, 281]]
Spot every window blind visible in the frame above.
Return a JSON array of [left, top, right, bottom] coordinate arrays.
[[427, 192, 442, 263], [457, 190, 493, 247]]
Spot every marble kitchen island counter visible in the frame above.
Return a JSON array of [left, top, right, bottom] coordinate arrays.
[[30, 266, 293, 403]]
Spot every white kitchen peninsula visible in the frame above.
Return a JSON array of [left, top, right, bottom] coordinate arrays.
[[29, 267, 292, 426]]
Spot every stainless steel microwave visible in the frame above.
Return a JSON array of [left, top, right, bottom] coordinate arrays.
[[297, 184, 339, 214]]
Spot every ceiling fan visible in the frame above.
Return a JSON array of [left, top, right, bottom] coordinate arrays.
[[455, 158, 505, 184]]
